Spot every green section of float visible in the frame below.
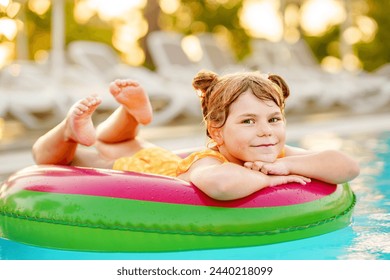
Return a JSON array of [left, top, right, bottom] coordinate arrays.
[[0, 184, 355, 252]]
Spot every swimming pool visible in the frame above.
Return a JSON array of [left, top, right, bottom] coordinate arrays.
[[0, 131, 389, 260]]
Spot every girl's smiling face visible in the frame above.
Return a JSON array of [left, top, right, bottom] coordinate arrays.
[[210, 90, 286, 165]]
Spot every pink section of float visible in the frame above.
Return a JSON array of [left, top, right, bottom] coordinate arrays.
[[7, 165, 338, 208]]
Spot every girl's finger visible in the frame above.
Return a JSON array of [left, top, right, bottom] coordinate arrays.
[[253, 161, 264, 171]]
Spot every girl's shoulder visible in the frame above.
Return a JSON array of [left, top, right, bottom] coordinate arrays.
[[176, 149, 228, 176]]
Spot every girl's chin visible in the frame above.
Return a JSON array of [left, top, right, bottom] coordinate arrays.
[[252, 154, 278, 163]]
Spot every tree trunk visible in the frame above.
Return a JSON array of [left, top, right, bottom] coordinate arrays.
[[142, 0, 161, 70]]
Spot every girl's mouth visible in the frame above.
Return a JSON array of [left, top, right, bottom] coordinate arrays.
[[252, 143, 275, 147]]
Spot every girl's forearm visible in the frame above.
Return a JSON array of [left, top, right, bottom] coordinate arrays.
[[189, 162, 310, 200], [285, 150, 360, 184], [190, 163, 270, 200]]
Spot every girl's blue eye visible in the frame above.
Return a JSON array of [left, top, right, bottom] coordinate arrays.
[[242, 119, 255, 124], [269, 117, 281, 123]]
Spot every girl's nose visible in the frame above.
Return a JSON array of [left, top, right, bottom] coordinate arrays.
[[257, 123, 272, 136]]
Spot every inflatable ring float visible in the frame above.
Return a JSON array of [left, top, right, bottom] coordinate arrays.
[[0, 165, 356, 252]]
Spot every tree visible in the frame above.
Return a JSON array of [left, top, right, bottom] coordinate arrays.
[[357, 0, 390, 71]]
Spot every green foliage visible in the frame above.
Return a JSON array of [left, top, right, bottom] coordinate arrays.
[[304, 27, 341, 64], [356, 0, 390, 71], [303, 0, 390, 72], [64, 2, 113, 47], [23, 1, 112, 59], [15, 0, 390, 71], [163, 0, 250, 60], [24, 6, 51, 59]]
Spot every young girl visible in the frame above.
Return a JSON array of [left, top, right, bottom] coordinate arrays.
[[32, 70, 360, 200]]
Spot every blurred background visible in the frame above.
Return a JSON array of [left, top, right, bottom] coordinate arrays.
[[1, 0, 390, 180]]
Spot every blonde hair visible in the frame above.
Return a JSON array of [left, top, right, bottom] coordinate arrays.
[[192, 70, 290, 137]]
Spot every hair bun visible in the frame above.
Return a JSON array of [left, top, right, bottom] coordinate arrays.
[[192, 70, 218, 97], [268, 74, 290, 99]]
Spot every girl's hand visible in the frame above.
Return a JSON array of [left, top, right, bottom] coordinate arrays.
[[244, 160, 290, 175], [244, 161, 311, 186], [268, 174, 311, 187]]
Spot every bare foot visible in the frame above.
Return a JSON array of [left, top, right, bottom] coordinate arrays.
[[109, 79, 153, 125], [64, 95, 102, 146]]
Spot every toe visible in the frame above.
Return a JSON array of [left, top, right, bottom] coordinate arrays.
[[109, 83, 121, 94]]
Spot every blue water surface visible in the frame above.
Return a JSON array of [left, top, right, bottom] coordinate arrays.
[[1, 131, 389, 260]]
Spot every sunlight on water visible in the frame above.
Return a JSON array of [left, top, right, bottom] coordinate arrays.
[[343, 132, 389, 259], [293, 130, 389, 260]]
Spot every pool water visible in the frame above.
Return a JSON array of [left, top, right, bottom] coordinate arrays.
[[0, 131, 389, 260]]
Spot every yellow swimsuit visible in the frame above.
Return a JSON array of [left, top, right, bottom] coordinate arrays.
[[113, 147, 182, 177], [113, 147, 285, 177], [113, 147, 227, 177]]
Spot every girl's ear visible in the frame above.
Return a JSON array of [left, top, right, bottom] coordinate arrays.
[[208, 125, 224, 146]]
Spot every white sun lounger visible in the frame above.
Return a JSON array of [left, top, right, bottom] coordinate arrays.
[[196, 34, 322, 112], [0, 90, 9, 118], [0, 60, 65, 129], [67, 40, 187, 125], [246, 39, 390, 113], [147, 31, 203, 117]]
